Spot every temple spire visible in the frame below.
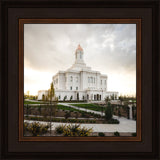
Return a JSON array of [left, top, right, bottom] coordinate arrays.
[[76, 44, 83, 51], [75, 44, 84, 64]]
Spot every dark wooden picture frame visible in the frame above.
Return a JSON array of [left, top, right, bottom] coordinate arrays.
[[19, 18, 141, 142], [0, 0, 160, 159]]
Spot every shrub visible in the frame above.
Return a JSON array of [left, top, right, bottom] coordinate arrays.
[[108, 118, 120, 124], [105, 102, 113, 121], [114, 131, 120, 137], [55, 125, 66, 134], [24, 122, 49, 136], [70, 96, 73, 101], [61, 119, 66, 122], [65, 112, 71, 119], [98, 132, 105, 137], [55, 124, 92, 137], [68, 124, 80, 135], [78, 126, 92, 137], [118, 109, 121, 117], [63, 96, 67, 101], [24, 122, 29, 132]]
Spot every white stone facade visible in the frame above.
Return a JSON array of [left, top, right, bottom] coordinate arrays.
[[38, 45, 118, 101]]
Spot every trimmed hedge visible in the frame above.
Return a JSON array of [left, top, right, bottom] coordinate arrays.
[[24, 116, 96, 124], [107, 118, 120, 124]]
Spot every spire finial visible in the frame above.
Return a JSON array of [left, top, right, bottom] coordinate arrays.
[[76, 44, 83, 51]]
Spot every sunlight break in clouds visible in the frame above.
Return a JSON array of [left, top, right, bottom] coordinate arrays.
[[24, 24, 136, 96]]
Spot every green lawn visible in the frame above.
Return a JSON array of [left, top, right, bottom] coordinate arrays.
[[72, 104, 105, 112], [57, 105, 80, 112], [24, 100, 43, 105]]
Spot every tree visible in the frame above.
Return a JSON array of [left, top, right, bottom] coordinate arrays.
[[48, 82, 55, 102], [111, 94, 114, 100], [70, 95, 73, 101], [26, 91, 30, 98], [105, 102, 113, 121], [105, 96, 110, 104], [118, 108, 121, 117], [47, 82, 58, 135], [63, 96, 67, 101], [42, 94, 45, 101], [119, 96, 123, 105]]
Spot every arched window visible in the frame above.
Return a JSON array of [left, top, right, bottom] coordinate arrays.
[[70, 76, 73, 82]]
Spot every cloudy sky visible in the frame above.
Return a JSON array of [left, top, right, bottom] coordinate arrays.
[[24, 24, 136, 96]]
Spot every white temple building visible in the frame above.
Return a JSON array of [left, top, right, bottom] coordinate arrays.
[[38, 45, 118, 101]]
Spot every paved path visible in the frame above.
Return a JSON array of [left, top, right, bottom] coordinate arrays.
[[24, 118, 136, 132], [59, 103, 104, 115]]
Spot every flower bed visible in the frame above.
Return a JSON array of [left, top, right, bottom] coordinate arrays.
[[24, 122, 49, 136], [55, 124, 92, 136]]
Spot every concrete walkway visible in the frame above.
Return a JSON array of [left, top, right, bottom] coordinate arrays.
[[24, 118, 136, 132], [59, 103, 104, 115]]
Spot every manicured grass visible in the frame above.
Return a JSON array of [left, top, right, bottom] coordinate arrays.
[[24, 100, 43, 104], [57, 105, 80, 112], [72, 103, 105, 112]]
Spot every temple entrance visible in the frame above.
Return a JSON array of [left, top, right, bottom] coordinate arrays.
[[97, 94, 99, 101]]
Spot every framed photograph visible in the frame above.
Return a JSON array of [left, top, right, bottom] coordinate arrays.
[[1, 0, 159, 159], [19, 19, 141, 141]]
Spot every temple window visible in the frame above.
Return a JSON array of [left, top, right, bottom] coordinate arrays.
[[70, 76, 73, 82]]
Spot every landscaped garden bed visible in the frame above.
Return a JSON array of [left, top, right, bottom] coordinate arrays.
[[24, 122, 50, 136], [72, 103, 105, 112], [24, 104, 103, 119], [24, 103, 120, 124], [24, 116, 97, 123]]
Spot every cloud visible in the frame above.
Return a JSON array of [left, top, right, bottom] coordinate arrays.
[[24, 24, 136, 95]]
